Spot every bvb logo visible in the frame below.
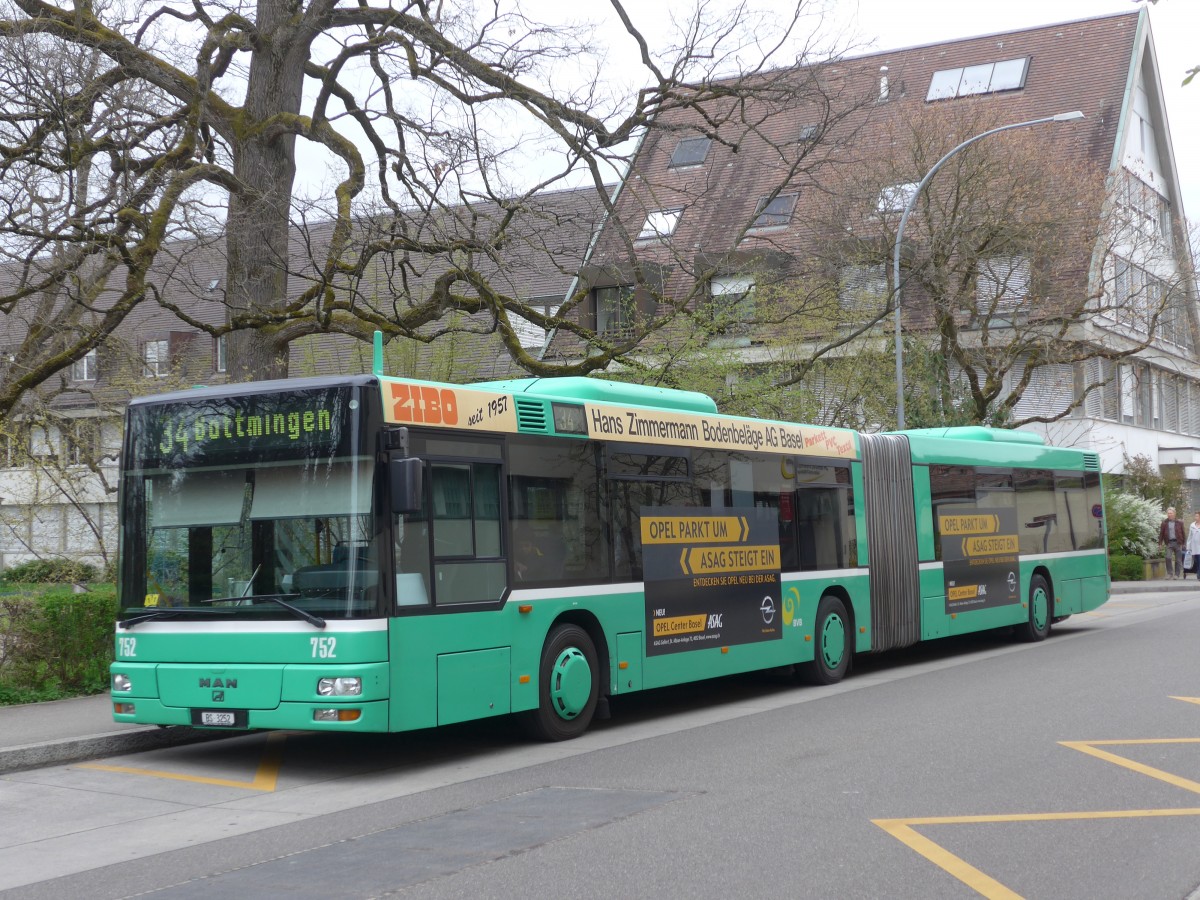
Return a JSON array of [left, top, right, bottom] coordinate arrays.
[[783, 586, 800, 626]]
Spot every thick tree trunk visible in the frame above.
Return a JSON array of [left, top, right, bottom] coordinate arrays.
[[224, 0, 310, 382]]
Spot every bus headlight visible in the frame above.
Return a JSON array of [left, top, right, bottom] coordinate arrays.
[[317, 676, 362, 696], [112, 673, 132, 692]]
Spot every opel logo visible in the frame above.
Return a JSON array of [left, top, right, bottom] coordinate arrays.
[[760, 596, 776, 624]]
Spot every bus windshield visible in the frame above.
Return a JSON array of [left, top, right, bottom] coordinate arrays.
[[119, 385, 380, 620]]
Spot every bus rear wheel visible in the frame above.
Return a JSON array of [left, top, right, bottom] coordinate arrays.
[[1018, 573, 1052, 642], [799, 594, 851, 685], [520, 624, 599, 741]]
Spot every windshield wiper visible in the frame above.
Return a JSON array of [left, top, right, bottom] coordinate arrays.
[[200, 592, 326, 628], [119, 608, 225, 629]]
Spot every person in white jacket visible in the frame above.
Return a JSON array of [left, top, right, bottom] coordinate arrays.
[[1186, 511, 1200, 580]]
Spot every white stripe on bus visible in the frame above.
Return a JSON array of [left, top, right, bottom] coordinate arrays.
[[116, 619, 388, 634]]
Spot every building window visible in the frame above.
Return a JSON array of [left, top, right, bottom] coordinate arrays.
[[838, 264, 888, 310], [513, 300, 559, 350], [705, 275, 756, 333], [1163, 373, 1179, 433], [877, 182, 919, 214], [142, 339, 169, 378], [72, 349, 97, 382], [1118, 169, 1172, 243], [668, 137, 712, 168], [595, 285, 635, 336], [798, 124, 819, 142], [750, 194, 798, 229], [927, 56, 1029, 101], [29, 424, 58, 461], [62, 419, 99, 465], [214, 335, 227, 373], [976, 256, 1030, 315], [1111, 258, 1185, 346], [1106, 361, 1158, 427], [637, 209, 681, 242]]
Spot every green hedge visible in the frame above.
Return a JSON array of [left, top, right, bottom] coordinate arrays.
[[0, 586, 117, 702], [1109, 554, 1145, 582], [0, 558, 99, 585]]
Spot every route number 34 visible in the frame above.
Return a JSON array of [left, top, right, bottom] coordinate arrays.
[[310, 637, 337, 659]]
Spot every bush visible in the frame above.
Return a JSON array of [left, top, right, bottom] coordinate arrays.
[[0, 586, 118, 699], [1109, 554, 1144, 582], [0, 558, 99, 585], [1104, 491, 1161, 559]]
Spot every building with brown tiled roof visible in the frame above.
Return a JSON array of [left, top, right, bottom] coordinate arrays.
[[559, 9, 1199, 500]]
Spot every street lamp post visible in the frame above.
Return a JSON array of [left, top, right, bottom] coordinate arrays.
[[891, 110, 1085, 430]]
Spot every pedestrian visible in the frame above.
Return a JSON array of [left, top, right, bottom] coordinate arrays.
[[1159, 507, 1186, 579], [1185, 511, 1200, 580]]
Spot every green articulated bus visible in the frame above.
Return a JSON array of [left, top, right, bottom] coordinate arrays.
[[112, 344, 1109, 740]]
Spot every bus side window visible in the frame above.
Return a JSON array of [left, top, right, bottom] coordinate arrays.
[[508, 437, 610, 585], [395, 514, 431, 606], [429, 460, 505, 605], [607, 447, 695, 581]]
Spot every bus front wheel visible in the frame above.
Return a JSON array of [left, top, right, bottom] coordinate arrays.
[[521, 624, 599, 741], [799, 594, 851, 685], [1018, 574, 1052, 642]]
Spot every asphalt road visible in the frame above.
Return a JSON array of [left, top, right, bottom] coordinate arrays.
[[2, 590, 1199, 900]]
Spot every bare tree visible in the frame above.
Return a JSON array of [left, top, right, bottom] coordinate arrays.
[[792, 104, 1195, 428], [1, 0, 844, 414], [0, 8, 209, 418]]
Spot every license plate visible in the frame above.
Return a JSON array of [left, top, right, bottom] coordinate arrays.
[[200, 711, 236, 726]]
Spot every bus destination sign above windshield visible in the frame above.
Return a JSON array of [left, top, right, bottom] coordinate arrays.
[[131, 387, 358, 467]]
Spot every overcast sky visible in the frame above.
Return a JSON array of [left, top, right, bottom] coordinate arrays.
[[834, 0, 1198, 220]]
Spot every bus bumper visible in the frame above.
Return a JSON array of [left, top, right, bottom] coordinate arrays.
[[111, 697, 391, 732]]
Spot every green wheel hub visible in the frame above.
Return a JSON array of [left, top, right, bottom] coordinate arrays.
[[549, 647, 592, 720], [1031, 584, 1049, 631], [819, 613, 846, 670]]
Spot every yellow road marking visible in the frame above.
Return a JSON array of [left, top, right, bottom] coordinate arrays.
[[78, 731, 287, 792], [872, 818, 1022, 900], [874, 808, 1200, 900], [1060, 739, 1200, 795], [878, 697, 1200, 897]]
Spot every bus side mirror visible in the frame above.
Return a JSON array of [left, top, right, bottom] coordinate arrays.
[[389, 458, 423, 514]]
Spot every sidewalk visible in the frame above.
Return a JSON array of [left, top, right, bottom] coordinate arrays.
[[0, 693, 221, 774], [0, 577, 1195, 774]]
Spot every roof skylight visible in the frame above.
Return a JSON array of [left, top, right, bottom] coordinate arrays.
[[927, 56, 1029, 101]]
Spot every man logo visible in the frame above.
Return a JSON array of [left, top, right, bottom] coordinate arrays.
[[212, 691, 225, 702]]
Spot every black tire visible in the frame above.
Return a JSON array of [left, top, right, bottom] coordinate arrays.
[[520, 624, 599, 741], [798, 594, 851, 685], [1018, 573, 1052, 642]]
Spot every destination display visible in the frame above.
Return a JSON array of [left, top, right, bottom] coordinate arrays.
[[128, 386, 360, 468], [939, 507, 1021, 613], [641, 507, 783, 656]]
